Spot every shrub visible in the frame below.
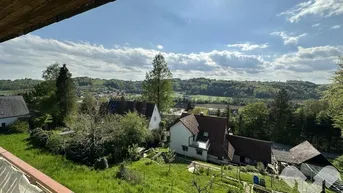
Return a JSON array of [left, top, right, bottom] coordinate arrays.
[[127, 144, 141, 161], [46, 133, 64, 154], [256, 162, 265, 174], [94, 157, 109, 170], [246, 165, 259, 173], [227, 165, 234, 170], [31, 114, 53, 129], [146, 129, 163, 148], [9, 120, 29, 133], [145, 148, 157, 158], [30, 128, 52, 147], [240, 166, 247, 172], [116, 163, 142, 184], [154, 156, 165, 164], [65, 135, 92, 164], [333, 155, 343, 171], [198, 167, 205, 175]]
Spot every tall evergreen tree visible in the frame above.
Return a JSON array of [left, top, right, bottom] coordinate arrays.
[[56, 64, 76, 125], [324, 57, 343, 133], [142, 54, 174, 112], [270, 88, 293, 143]]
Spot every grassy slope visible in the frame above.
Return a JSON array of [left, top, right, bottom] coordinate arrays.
[[3, 133, 331, 193], [0, 133, 232, 193]]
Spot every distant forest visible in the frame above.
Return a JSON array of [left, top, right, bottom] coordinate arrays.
[[0, 77, 328, 100]]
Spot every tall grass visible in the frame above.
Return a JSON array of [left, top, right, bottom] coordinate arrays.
[[0, 133, 231, 193]]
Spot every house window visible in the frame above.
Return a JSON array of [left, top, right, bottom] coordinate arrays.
[[203, 132, 209, 137], [182, 145, 188, 151], [196, 149, 203, 156], [1, 123, 5, 127], [154, 116, 156, 121]]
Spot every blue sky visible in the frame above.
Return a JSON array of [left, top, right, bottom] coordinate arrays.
[[1, 0, 343, 83]]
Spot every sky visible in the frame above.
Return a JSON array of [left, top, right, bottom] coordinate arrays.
[[1, 0, 343, 84]]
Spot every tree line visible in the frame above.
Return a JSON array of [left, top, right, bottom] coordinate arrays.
[[233, 57, 343, 153], [1, 76, 327, 101]]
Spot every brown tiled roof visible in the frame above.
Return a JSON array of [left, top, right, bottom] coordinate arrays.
[[179, 114, 199, 135], [290, 141, 321, 164], [227, 134, 272, 163], [181, 113, 228, 159]]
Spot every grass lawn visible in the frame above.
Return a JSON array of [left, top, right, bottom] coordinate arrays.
[[0, 133, 235, 193]]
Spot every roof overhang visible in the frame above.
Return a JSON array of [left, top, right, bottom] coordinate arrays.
[[0, 0, 116, 43]]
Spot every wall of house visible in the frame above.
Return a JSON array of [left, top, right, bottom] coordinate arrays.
[[169, 122, 207, 161], [208, 154, 229, 164], [148, 105, 161, 130], [0, 117, 18, 127]]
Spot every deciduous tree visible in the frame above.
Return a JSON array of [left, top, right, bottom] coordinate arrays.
[[324, 57, 343, 134]]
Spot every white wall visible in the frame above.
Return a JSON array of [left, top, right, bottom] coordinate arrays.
[[0, 117, 18, 127], [169, 121, 207, 161], [148, 105, 162, 130]]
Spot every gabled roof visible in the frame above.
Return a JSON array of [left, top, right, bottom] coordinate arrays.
[[273, 141, 332, 166], [107, 100, 156, 118], [179, 114, 199, 135], [181, 113, 228, 158], [290, 141, 321, 164], [0, 96, 30, 118], [227, 134, 272, 163]]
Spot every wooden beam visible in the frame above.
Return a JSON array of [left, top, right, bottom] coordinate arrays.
[[0, 0, 46, 26], [0, 0, 116, 43]]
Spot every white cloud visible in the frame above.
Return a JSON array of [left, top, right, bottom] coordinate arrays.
[[227, 42, 269, 51], [156, 44, 164, 50], [270, 31, 307, 45], [312, 23, 320, 27], [0, 34, 269, 81], [272, 45, 342, 72], [0, 34, 341, 84], [331, 25, 341, 29], [279, 0, 343, 23]]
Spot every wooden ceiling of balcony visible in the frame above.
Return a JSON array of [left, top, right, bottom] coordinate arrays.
[[0, 0, 116, 43]]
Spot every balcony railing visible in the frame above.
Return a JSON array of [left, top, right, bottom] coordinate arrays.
[[0, 147, 73, 193]]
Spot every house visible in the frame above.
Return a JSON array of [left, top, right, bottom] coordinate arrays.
[[0, 96, 30, 128], [106, 100, 161, 130], [272, 141, 333, 177], [170, 113, 273, 165], [169, 113, 230, 164], [226, 134, 272, 166]]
